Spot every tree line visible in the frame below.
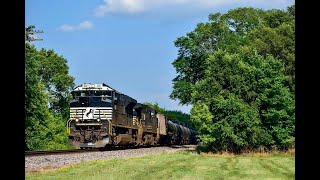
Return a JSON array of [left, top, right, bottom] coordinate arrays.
[[144, 102, 194, 129]]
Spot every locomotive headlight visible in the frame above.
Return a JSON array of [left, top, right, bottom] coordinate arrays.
[[75, 119, 79, 122], [97, 118, 100, 122]]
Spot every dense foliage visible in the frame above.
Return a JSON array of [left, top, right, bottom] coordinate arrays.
[[171, 5, 295, 152], [144, 102, 194, 129], [25, 26, 75, 150]]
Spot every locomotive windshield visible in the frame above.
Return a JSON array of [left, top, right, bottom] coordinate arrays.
[[70, 90, 113, 107]]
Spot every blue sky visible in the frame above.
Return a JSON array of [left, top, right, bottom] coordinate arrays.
[[26, 0, 294, 114]]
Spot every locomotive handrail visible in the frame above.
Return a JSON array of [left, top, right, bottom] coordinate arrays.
[[135, 118, 143, 145], [103, 113, 112, 135], [67, 111, 76, 134], [66, 119, 73, 134]]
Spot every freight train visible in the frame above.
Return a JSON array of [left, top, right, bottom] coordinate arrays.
[[67, 83, 198, 149]]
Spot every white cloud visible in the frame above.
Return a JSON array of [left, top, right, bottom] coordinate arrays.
[[58, 24, 75, 32], [95, 0, 145, 17], [79, 21, 93, 30], [58, 20, 94, 32], [95, 0, 293, 17]]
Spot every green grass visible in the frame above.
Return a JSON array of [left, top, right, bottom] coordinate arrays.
[[26, 152, 294, 180]]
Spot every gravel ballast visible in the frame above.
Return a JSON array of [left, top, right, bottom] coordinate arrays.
[[25, 146, 195, 172]]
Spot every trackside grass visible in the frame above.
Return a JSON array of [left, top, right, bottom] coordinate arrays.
[[26, 152, 294, 180]]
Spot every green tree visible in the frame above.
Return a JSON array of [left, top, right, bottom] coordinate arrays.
[[241, 7, 295, 92], [25, 44, 50, 150], [191, 94, 271, 153], [251, 55, 295, 148], [25, 25, 35, 41], [36, 48, 75, 119], [25, 28, 75, 150], [171, 5, 295, 152], [171, 6, 295, 106], [190, 51, 294, 151]]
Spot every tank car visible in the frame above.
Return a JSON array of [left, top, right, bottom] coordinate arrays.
[[166, 120, 197, 145]]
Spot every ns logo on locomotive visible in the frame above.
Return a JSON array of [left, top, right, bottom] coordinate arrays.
[[67, 83, 198, 149]]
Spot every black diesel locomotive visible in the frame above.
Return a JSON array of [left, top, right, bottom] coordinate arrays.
[[67, 83, 198, 148]]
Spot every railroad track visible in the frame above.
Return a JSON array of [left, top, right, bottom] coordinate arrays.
[[25, 145, 157, 157], [25, 145, 196, 157], [25, 148, 100, 157]]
